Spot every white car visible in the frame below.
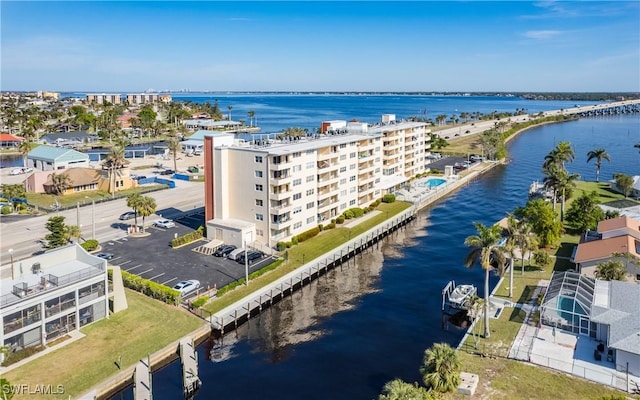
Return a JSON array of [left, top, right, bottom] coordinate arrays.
[[153, 219, 176, 229], [172, 280, 200, 296], [9, 168, 23, 175]]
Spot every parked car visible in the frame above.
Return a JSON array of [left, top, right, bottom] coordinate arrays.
[[95, 252, 115, 260], [187, 166, 199, 173], [226, 248, 245, 261], [213, 245, 237, 257], [160, 169, 175, 176], [453, 162, 467, 170], [119, 211, 140, 220], [131, 175, 147, 181], [236, 251, 264, 264], [172, 280, 200, 296], [153, 219, 176, 229]]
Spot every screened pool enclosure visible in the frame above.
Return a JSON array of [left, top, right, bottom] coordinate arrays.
[[540, 271, 596, 336]]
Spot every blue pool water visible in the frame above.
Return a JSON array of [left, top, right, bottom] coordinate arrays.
[[420, 178, 447, 189]]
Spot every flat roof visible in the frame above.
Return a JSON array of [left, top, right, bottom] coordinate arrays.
[[237, 134, 375, 156]]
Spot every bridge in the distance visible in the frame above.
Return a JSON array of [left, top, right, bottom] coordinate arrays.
[[543, 99, 640, 117]]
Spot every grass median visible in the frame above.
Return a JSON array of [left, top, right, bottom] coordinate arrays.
[[2, 289, 204, 400], [203, 201, 412, 314]]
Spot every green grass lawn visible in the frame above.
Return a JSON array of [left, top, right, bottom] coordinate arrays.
[[2, 289, 204, 399], [204, 201, 411, 313], [572, 181, 626, 204], [25, 185, 168, 210]]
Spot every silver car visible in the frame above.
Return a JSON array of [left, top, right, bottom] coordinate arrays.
[[172, 280, 200, 296]]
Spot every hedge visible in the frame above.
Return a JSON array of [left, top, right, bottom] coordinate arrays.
[[382, 194, 396, 203], [81, 239, 99, 252], [191, 296, 209, 308], [109, 269, 181, 305], [292, 226, 320, 243], [171, 230, 204, 248], [216, 259, 284, 297]]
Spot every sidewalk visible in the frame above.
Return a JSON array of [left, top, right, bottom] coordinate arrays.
[[508, 280, 549, 360]]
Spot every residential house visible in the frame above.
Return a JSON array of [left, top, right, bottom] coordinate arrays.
[[0, 133, 24, 149], [184, 119, 242, 132], [572, 216, 640, 281], [40, 132, 98, 148], [27, 145, 90, 171], [609, 176, 640, 199], [541, 271, 640, 377]]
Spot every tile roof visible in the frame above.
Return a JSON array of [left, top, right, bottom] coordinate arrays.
[[598, 216, 640, 233], [0, 133, 24, 142], [573, 235, 638, 263], [44, 168, 101, 187]]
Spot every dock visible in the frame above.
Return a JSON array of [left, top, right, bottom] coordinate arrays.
[[180, 338, 201, 398], [134, 356, 152, 400]]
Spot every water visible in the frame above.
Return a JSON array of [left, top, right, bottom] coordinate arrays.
[[420, 178, 447, 189], [109, 105, 637, 399]]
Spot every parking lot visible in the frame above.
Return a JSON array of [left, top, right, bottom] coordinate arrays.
[[102, 211, 276, 299]]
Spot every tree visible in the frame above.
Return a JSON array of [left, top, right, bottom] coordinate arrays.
[[48, 172, 72, 195], [543, 141, 574, 171], [554, 168, 580, 221], [378, 379, 434, 400], [247, 110, 255, 127], [0, 377, 14, 400], [463, 222, 505, 338], [102, 145, 129, 198], [44, 216, 69, 248], [595, 260, 627, 281], [613, 173, 634, 198], [565, 191, 604, 233], [227, 105, 233, 120], [64, 224, 82, 243], [168, 136, 182, 173], [514, 199, 563, 248], [586, 148, 610, 183], [0, 184, 26, 209], [126, 193, 143, 227], [17, 140, 35, 167], [137, 196, 156, 232], [419, 342, 461, 393]]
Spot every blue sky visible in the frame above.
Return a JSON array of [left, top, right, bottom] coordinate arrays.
[[1, 1, 639, 92]]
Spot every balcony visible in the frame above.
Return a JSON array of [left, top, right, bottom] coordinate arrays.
[[271, 217, 292, 229], [270, 201, 292, 212]]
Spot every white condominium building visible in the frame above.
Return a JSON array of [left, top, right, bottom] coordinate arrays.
[[126, 93, 161, 105], [203, 115, 430, 249], [85, 93, 123, 105]]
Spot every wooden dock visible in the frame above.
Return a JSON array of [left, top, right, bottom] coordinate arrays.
[[180, 338, 201, 398], [134, 356, 152, 400]]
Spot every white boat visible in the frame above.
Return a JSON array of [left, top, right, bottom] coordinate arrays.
[[449, 284, 477, 309], [529, 180, 554, 201]]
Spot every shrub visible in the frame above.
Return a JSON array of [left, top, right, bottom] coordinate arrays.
[[296, 226, 321, 242], [382, 194, 396, 203], [343, 209, 355, 219], [533, 250, 551, 267], [336, 215, 345, 224], [170, 230, 204, 248], [276, 241, 289, 251], [370, 200, 380, 208], [1, 206, 11, 215], [347, 207, 364, 218], [318, 223, 324, 231], [81, 239, 99, 251], [2, 345, 46, 366], [324, 222, 336, 229], [110, 269, 181, 305], [216, 259, 285, 296], [291, 236, 299, 245]]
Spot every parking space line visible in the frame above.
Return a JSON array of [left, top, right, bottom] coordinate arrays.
[[111, 256, 122, 262], [136, 268, 154, 276], [126, 264, 143, 272], [118, 260, 132, 266], [148, 272, 165, 281], [162, 277, 178, 286]]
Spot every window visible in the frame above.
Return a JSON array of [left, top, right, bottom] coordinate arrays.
[[340, 166, 347, 173], [255, 184, 263, 191], [255, 156, 263, 163], [256, 214, 264, 221], [350, 164, 357, 170], [292, 152, 301, 158], [306, 188, 315, 196], [306, 175, 315, 183], [349, 199, 356, 206], [340, 203, 347, 210], [349, 176, 356, 182], [257, 229, 263, 236], [306, 149, 314, 155], [293, 193, 302, 200], [340, 143, 346, 149], [350, 187, 356, 193], [293, 178, 302, 186], [294, 222, 303, 229], [340, 178, 347, 185], [255, 199, 263, 206], [306, 216, 315, 224], [340, 190, 347, 196], [306, 161, 315, 169], [340, 154, 346, 160], [350, 152, 356, 158], [306, 202, 314, 209], [293, 206, 302, 214], [293, 164, 302, 172], [255, 170, 263, 178]]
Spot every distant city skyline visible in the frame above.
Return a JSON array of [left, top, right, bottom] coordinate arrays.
[[2, 1, 639, 92]]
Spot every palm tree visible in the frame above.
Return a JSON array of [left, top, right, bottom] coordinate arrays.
[[247, 110, 255, 127], [48, 172, 72, 195], [17, 140, 35, 167], [137, 195, 157, 233], [227, 105, 233, 120], [64, 224, 82, 243], [543, 141, 575, 171], [102, 145, 129, 198], [555, 169, 580, 221], [464, 222, 505, 338], [586, 148, 610, 182], [595, 260, 627, 281], [126, 193, 143, 228], [168, 136, 182, 172], [419, 342, 461, 393]]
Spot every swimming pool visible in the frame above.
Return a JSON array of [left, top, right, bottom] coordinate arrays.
[[420, 178, 447, 189]]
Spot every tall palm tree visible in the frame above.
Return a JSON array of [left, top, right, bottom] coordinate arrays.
[[126, 193, 143, 228], [227, 105, 233, 120], [419, 342, 461, 393], [64, 224, 82, 243], [102, 145, 129, 198], [586, 148, 610, 182], [17, 140, 35, 167], [543, 141, 575, 171], [247, 110, 255, 127], [464, 223, 505, 338], [137, 195, 157, 233], [167, 136, 182, 172], [555, 169, 580, 221]]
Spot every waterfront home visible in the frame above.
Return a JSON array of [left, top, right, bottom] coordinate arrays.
[[0, 244, 109, 352], [571, 216, 640, 282], [609, 176, 640, 199], [540, 271, 640, 377], [40, 132, 98, 148], [0, 133, 24, 148], [27, 145, 90, 171], [184, 119, 243, 132]]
